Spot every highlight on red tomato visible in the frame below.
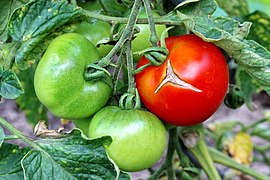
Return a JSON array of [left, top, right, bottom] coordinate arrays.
[[135, 34, 229, 126]]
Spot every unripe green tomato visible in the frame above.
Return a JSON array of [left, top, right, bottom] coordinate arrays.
[[89, 106, 167, 172], [120, 9, 167, 62], [78, 0, 128, 17], [74, 20, 113, 57], [34, 33, 112, 120]]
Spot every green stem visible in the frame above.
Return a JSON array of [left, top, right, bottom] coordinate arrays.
[[97, 0, 109, 15], [148, 128, 176, 180], [180, 124, 221, 180], [124, 40, 136, 94], [96, 0, 142, 67], [174, 128, 190, 167], [209, 147, 270, 180], [112, 49, 125, 95], [83, 10, 181, 25], [243, 118, 268, 132], [142, 0, 158, 47], [4, 135, 19, 140], [0, 117, 45, 153]]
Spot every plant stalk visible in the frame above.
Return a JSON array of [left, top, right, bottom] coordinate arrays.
[[180, 124, 221, 180], [96, 0, 142, 67], [83, 10, 181, 25], [142, 0, 159, 47], [209, 147, 270, 180], [148, 128, 176, 180], [0, 117, 46, 153]]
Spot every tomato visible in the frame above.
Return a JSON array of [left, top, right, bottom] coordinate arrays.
[[88, 106, 167, 172], [34, 33, 112, 120], [74, 20, 113, 57], [120, 8, 167, 62], [78, 0, 128, 17], [135, 34, 229, 126]]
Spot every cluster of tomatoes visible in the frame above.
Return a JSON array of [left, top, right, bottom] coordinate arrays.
[[34, 0, 229, 172]]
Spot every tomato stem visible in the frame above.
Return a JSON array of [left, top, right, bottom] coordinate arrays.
[[83, 9, 182, 25], [149, 128, 176, 179], [142, 0, 159, 47], [180, 124, 221, 180], [96, 0, 142, 68], [97, 0, 109, 16], [209, 147, 270, 179], [0, 117, 48, 154]]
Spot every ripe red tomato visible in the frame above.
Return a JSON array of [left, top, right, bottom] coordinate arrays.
[[135, 34, 229, 126]]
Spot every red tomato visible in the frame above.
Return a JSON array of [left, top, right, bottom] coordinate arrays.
[[135, 34, 229, 126]]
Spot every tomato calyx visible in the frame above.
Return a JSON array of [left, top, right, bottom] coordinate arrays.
[[155, 60, 202, 93], [84, 62, 113, 88], [119, 89, 141, 110]]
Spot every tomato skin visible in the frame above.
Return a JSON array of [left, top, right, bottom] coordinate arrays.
[[135, 34, 229, 126], [34, 33, 112, 120], [88, 106, 167, 172]]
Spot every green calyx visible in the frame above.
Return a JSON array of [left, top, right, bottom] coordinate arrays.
[[119, 89, 141, 110], [84, 63, 113, 89]]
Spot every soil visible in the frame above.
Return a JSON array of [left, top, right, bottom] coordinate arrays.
[[0, 92, 269, 179]]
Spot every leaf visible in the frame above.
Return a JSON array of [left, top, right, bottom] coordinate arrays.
[[235, 67, 260, 109], [16, 64, 48, 127], [176, 0, 270, 95], [9, 0, 83, 70], [0, 0, 30, 43], [215, 0, 249, 17], [226, 132, 253, 165], [245, 11, 270, 51], [0, 126, 4, 147], [251, 123, 270, 141], [0, 65, 24, 99], [22, 129, 130, 180], [0, 143, 30, 180]]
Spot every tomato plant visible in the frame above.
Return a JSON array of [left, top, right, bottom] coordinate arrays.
[[34, 33, 112, 120], [88, 106, 166, 172], [135, 34, 229, 126], [0, 0, 270, 180]]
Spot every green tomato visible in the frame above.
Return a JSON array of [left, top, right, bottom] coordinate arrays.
[[121, 9, 167, 62], [34, 33, 112, 120], [74, 20, 113, 57], [89, 106, 167, 172], [78, 0, 128, 17]]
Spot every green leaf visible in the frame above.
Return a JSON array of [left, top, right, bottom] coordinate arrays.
[[176, 0, 270, 95], [0, 0, 30, 43], [236, 67, 260, 109], [215, 0, 249, 17], [251, 123, 270, 141], [176, 0, 217, 17], [0, 66, 24, 99], [245, 11, 270, 51], [0, 126, 4, 147], [22, 129, 130, 180], [9, 0, 83, 70], [16, 64, 47, 127], [0, 143, 30, 180]]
